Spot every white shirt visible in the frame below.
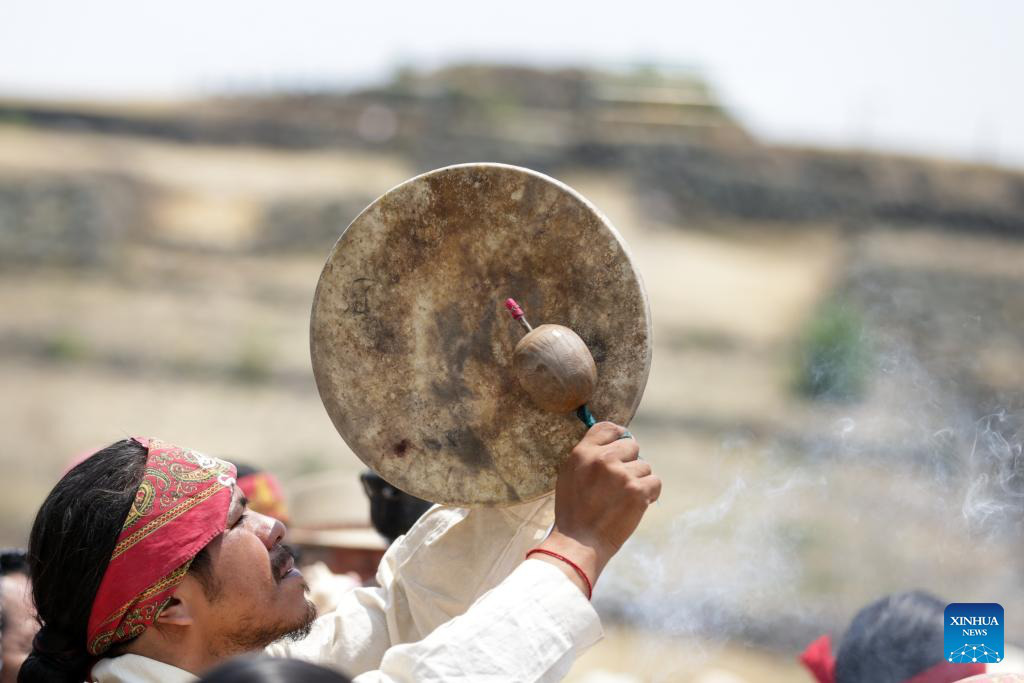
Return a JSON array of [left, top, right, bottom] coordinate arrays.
[[92, 495, 602, 682]]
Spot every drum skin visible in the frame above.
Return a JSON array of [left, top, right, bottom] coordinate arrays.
[[310, 163, 651, 507]]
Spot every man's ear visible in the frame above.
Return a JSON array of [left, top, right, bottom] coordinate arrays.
[[155, 577, 204, 627]]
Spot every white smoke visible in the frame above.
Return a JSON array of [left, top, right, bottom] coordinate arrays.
[[592, 345, 1023, 680], [962, 410, 1024, 536]]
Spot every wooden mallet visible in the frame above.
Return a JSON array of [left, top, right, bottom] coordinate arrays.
[[504, 298, 631, 437]]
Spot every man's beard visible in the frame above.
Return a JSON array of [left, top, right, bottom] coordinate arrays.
[[211, 596, 318, 657], [209, 544, 319, 657], [274, 598, 318, 643]]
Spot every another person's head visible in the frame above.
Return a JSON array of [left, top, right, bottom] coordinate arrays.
[[359, 471, 431, 544], [235, 463, 291, 525], [1, 549, 35, 683], [800, 590, 986, 683], [199, 656, 351, 683], [836, 590, 946, 682], [19, 438, 317, 683]]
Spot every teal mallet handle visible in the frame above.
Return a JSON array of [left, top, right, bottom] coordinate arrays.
[[576, 404, 597, 428], [576, 404, 633, 440]]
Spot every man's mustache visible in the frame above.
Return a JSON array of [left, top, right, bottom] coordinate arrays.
[[269, 543, 294, 582]]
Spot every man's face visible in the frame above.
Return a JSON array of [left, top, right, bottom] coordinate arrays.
[[191, 484, 316, 657]]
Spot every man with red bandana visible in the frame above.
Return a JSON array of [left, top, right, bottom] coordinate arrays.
[[19, 422, 658, 682], [800, 591, 993, 683]]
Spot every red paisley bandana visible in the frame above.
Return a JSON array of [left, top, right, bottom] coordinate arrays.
[[86, 437, 236, 656], [800, 634, 986, 683]]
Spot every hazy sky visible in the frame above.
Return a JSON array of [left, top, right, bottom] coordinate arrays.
[[2, 0, 1021, 167]]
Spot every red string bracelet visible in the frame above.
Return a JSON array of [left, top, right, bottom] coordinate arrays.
[[526, 548, 593, 600]]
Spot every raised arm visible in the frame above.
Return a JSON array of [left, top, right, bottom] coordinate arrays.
[[530, 421, 660, 599], [271, 422, 660, 681]]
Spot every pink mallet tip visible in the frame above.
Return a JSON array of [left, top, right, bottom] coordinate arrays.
[[504, 298, 525, 319]]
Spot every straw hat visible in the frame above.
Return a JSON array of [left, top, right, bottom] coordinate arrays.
[[286, 470, 388, 551]]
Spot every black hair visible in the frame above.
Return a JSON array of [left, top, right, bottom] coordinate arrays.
[[234, 462, 261, 479], [359, 471, 432, 544], [833, 590, 946, 683], [198, 657, 351, 683], [18, 438, 149, 683]]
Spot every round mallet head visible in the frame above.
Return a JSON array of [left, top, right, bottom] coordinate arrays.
[[512, 324, 597, 413]]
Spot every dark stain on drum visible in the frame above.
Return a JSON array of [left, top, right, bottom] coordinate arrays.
[[444, 427, 493, 472], [344, 278, 377, 316], [373, 324, 399, 355], [392, 439, 410, 457], [582, 334, 608, 364], [431, 305, 474, 401], [432, 378, 470, 402]]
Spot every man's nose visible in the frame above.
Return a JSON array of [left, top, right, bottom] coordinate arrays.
[[253, 512, 287, 549]]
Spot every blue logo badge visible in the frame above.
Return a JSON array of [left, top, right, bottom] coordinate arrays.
[[945, 603, 1004, 664]]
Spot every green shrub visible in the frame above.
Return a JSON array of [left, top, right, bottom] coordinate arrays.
[[40, 330, 89, 362], [795, 300, 871, 401]]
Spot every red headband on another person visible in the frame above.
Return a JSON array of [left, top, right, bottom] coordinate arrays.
[[800, 634, 986, 683], [236, 470, 288, 522], [86, 437, 236, 656]]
